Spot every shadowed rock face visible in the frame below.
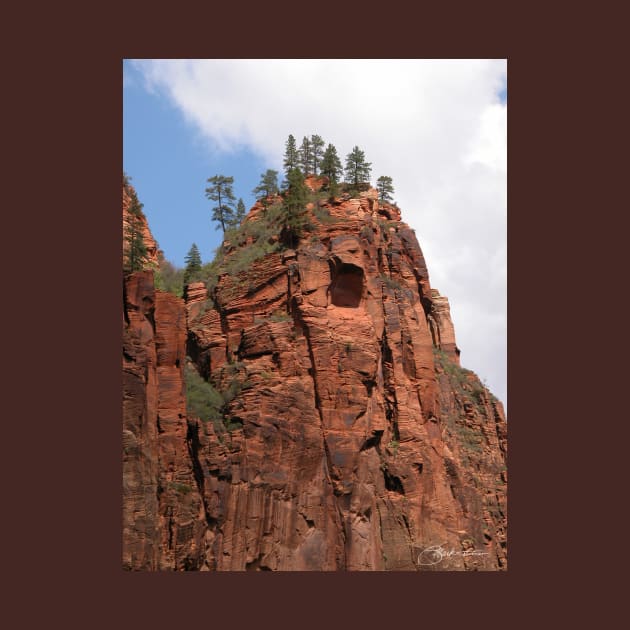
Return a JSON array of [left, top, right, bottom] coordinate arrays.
[[123, 182, 507, 571], [330, 262, 364, 308]]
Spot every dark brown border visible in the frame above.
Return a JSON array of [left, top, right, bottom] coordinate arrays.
[[11, 1, 603, 625]]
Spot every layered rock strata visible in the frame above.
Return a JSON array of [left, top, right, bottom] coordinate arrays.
[[122, 182, 507, 570]]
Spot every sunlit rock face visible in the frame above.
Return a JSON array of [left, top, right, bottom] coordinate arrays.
[[123, 183, 507, 571]]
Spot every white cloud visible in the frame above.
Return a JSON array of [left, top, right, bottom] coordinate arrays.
[[132, 59, 507, 408]]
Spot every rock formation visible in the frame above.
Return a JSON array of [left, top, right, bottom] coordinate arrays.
[[122, 179, 507, 571], [122, 271, 206, 570], [122, 181, 159, 268], [428, 289, 461, 366]]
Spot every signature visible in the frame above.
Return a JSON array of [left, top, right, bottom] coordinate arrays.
[[416, 544, 489, 566]]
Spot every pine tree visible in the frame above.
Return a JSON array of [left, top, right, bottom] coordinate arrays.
[[235, 198, 247, 224], [320, 143, 343, 184], [183, 243, 202, 284], [282, 168, 308, 249], [310, 134, 325, 175], [283, 135, 299, 178], [253, 169, 279, 201], [124, 216, 148, 273], [205, 175, 236, 233], [124, 187, 149, 273], [376, 176, 395, 202], [344, 146, 372, 187], [298, 136, 312, 175]]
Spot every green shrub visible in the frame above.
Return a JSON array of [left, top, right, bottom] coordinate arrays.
[[199, 260, 221, 295], [471, 384, 485, 404], [312, 204, 340, 225], [198, 202, 286, 290], [224, 240, 281, 277], [339, 181, 369, 197], [433, 347, 469, 384], [185, 363, 224, 423], [185, 360, 251, 433], [225, 419, 244, 432], [154, 257, 185, 297], [269, 310, 292, 322], [169, 482, 192, 495], [198, 183, 352, 295], [455, 423, 483, 454]]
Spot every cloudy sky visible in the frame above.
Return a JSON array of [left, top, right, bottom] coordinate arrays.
[[123, 59, 507, 408]]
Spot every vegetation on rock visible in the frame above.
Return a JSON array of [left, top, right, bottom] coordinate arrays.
[[344, 145, 372, 189], [123, 175, 150, 273], [283, 134, 299, 178], [154, 253, 184, 296], [320, 143, 343, 185], [184, 360, 250, 432], [206, 174, 236, 233], [183, 243, 203, 285], [252, 169, 279, 203], [376, 175, 395, 202]]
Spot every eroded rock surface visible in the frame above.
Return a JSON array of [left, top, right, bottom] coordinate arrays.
[[122, 182, 159, 267], [123, 183, 507, 571], [123, 273, 206, 570]]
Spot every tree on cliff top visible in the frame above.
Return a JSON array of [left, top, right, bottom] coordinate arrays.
[[320, 143, 343, 184], [123, 187, 149, 273], [310, 134, 325, 175], [376, 175, 395, 202], [298, 136, 312, 175], [283, 135, 299, 178], [183, 243, 203, 284], [124, 216, 148, 273], [344, 146, 372, 187], [234, 198, 247, 226], [281, 168, 308, 249], [206, 175, 236, 233], [253, 169, 279, 202]]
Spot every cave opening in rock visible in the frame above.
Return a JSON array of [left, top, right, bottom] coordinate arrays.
[[330, 263, 364, 308]]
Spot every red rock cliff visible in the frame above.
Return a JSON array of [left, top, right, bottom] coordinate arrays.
[[123, 183, 507, 571], [122, 184, 205, 570], [122, 272, 206, 570], [122, 181, 159, 268]]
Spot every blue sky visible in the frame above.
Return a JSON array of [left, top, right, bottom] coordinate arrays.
[[124, 61, 270, 266], [123, 59, 507, 407]]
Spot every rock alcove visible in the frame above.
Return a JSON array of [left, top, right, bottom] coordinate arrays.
[[329, 262, 364, 308]]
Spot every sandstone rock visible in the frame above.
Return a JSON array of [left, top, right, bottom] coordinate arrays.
[[123, 271, 206, 570], [123, 181, 507, 571], [122, 182, 159, 268], [154, 291, 206, 570], [304, 175, 328, 192], [429, 288, 461, 365], [122, 271, 160, 570]]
